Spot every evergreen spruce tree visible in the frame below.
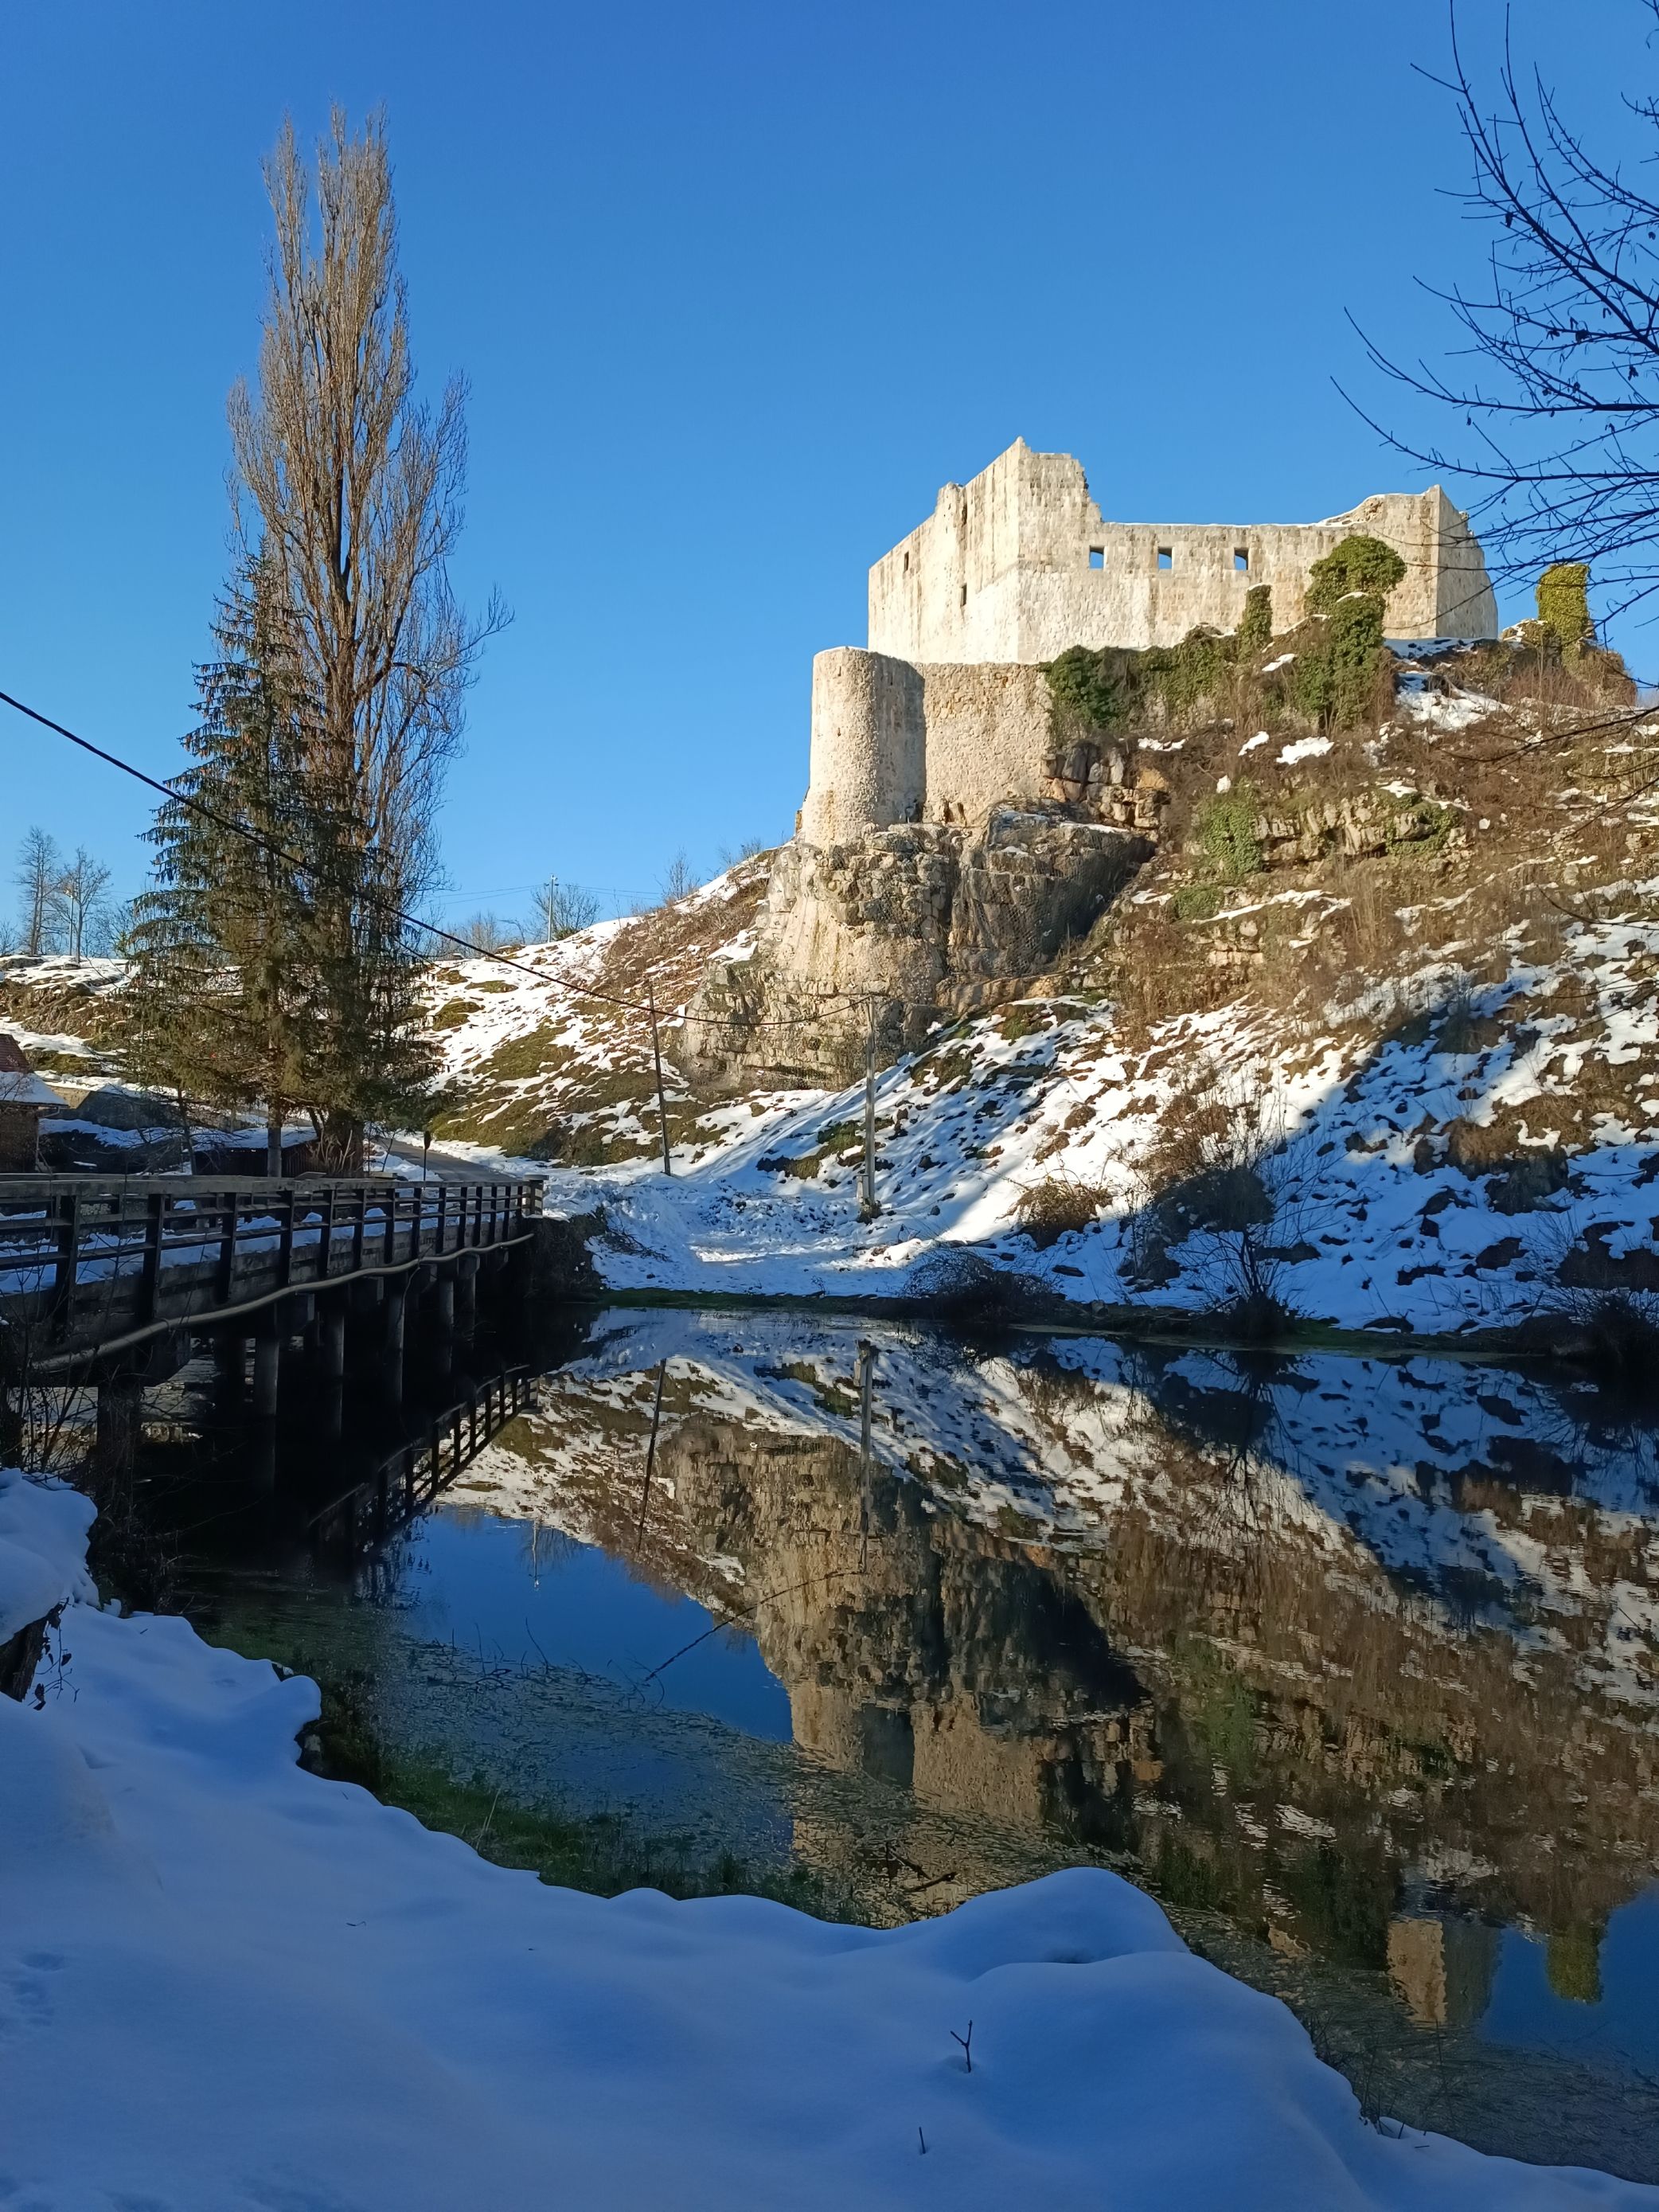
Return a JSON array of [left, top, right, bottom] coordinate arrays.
[[126, 566, 318, 1174]]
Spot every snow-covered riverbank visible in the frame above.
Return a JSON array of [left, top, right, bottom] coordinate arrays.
[[2, 1470, 1651, 2209]]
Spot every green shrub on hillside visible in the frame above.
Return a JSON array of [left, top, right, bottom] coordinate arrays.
[[1141, 626, 1238, 717], [1173, 882, 1224, 920], [1193, 784, 1263, 884], [1304, 533, 1406, 615]]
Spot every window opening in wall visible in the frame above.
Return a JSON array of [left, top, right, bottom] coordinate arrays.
[[959, 584, 968, 608], [1157, 546, 1173, 571], [1088, 546, 1105, 570], [903, 550, 910, 573], [1234, 547, 1250, 572]]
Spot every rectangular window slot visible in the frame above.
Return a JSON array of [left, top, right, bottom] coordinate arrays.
[[1234, 547, 1250, 573], [959, 584, 968, 608], [1157, 547, 1173, 571], [903, 550, 910, 573], [1088, 546, 1105, 570]]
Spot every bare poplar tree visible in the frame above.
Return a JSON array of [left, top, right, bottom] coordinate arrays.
[[1353, 3, 1659, 621], [14, 828, 61, 956], [228, 109, 503, 1167], [57, 847, 112, 959]]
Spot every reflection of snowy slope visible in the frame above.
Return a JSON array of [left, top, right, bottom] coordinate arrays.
[[487, 1314, 1659, 1714]]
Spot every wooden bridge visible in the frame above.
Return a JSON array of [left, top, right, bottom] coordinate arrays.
[[0, 1174, 543, 1378]]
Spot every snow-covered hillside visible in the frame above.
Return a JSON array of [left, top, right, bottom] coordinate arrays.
[[417, 673, 1659, 1340], [8, 662, 1659, 1342], [424, 892, 1659, 1337]]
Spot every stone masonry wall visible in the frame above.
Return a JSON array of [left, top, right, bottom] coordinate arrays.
[[867, 440, 1498, 661], [799, 654, 1058, 844]]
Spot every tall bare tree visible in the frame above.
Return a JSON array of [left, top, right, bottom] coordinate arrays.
[[1353, 3, 1659, 625], [14, 828, 61, 956], [227, 109, 503, 1167], [57, 846, 112, 959]]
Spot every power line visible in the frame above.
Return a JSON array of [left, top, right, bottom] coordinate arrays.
[[0, 686, 665, 1015], [0, 686, 845, 1038]]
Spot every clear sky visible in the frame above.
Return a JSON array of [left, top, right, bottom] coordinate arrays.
[[0, 1, 1644, 928]]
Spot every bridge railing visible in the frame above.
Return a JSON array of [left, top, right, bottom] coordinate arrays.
[[0, 1174, 545, 1355], [308, 1364, 537, 1554]]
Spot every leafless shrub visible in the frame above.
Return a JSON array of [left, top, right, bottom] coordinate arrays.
[[532, 876, 601, 941], [1128, 1065, 1310, 1336], [458, 913, 523, 955], [658, 852, 699, 905], [716, 838, 771, 871]]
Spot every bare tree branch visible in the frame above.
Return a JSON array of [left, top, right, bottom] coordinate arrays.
[[1351, 3, 1659, 627]]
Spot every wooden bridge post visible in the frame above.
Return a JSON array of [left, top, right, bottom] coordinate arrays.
[[252, 1315, 283, 1422], [92, 1370, 144, 1492], [213, 1332, 248, 1420], [52, 1189, 81, 1335], [429, 1272, 455, 1387], [381, 1279, 408, 1406], [140, 1191, 166, 1324], [456, 1251, 479, 1336], [316, 1298, 347, 1442]]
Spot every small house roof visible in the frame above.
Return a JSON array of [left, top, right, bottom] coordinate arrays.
[[0, 1033, 64, 1108]]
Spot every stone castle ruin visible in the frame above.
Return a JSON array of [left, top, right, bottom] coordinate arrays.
[[693, 440, 1500, 1075], [801, 438, 1497, 846]]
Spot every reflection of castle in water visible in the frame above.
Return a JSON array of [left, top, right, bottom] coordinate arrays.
[[490, 1315, 1659, 1992]]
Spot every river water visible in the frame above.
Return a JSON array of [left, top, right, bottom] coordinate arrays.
[[179, 1305, 1659, 2182]]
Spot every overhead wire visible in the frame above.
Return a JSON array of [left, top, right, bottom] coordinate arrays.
[[0, 686, 853, 1036]]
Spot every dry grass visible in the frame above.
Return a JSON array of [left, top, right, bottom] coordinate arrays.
[[1013, 1174, 1110, 1248]]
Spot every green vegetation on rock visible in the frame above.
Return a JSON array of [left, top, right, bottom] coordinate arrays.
[[1304, 533, 1406, 616], [1192, 783, 1264, 885], [1287, 592, 1390, 732]]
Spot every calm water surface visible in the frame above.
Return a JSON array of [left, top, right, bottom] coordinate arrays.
[[182, 1307, 1659, 2182]]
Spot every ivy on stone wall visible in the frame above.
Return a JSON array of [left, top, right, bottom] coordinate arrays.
[[1238, 585, 1274, 657], [1046, 625, 1248, 736], [1141, 627, 1238, 717], [1045, 643, 1142, 730], [1536, 562, 1594, 657], [1285, 592, 1389, 732], [1304, 534, 1406, 616]]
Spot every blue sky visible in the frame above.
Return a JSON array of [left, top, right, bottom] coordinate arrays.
[[0, 1, 1645, 927]]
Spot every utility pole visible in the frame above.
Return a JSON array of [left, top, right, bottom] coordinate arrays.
[[859, 999, 879, 1221], [856, 1339, 874, 1571], [647, 981, 673, 1175]]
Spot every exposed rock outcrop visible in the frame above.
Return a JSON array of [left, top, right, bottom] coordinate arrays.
[[688, 804, 1152, 1082]]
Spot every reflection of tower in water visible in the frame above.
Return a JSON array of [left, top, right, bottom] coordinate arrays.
[[1387, 1913, 1501, 2030]]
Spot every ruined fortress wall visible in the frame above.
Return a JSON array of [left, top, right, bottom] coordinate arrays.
[[799, 651, 1053, 844], [914, 662, 1055, 824], [798, 648, 925, 846], [867, 441, 1498, 661]]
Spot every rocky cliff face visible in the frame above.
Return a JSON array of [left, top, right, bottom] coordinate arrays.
[[687, 804, 1154, 1081]]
